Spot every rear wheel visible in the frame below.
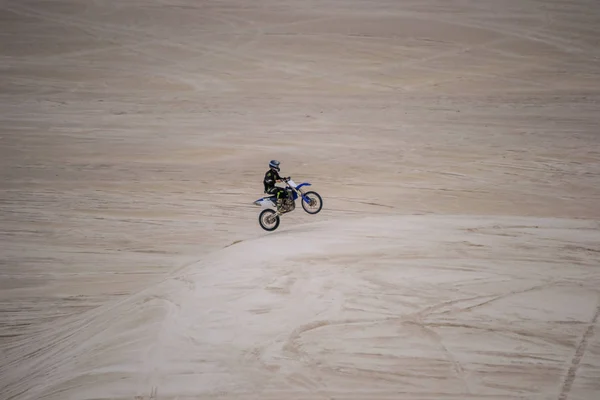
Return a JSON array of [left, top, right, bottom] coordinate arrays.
[[301, 191, 323, 214], [259, 209, 280, 231]]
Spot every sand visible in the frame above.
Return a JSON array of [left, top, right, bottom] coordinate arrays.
[[1, 0, 599, 399]]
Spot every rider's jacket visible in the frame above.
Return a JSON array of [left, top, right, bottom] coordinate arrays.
[[264, 169, 281, 192]]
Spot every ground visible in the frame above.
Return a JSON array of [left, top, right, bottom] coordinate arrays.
[[1, 0, 599, 399]]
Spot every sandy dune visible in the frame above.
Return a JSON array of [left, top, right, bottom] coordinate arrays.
[[1, 0, 600, 399]]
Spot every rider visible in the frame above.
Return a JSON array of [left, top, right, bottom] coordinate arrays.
[[264, 160, 290, 209]]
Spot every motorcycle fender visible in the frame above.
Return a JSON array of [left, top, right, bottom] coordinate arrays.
[[253, 198, 275, 208]]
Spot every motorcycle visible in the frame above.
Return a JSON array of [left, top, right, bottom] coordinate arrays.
[[253, 178, 323, 231]]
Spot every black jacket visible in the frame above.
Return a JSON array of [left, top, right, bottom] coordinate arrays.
[[264, 169, 282, 192]]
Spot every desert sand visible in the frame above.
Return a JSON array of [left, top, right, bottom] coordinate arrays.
[[1, 0, 599, 399]]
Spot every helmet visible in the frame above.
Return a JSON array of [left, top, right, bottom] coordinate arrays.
[[269, 160, 280, 172]]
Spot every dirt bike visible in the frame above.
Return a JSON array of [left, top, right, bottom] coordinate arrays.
[[253, 178, 323, 231]]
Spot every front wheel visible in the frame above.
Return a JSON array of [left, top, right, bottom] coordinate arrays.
[[259, 209, 280, 231], [301, 191, 323, 214]]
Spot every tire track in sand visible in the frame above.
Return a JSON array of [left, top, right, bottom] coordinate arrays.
[[558, 295, 600, 400]]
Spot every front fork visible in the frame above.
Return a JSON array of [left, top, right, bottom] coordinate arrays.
[[295, 187, 312, 204]]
